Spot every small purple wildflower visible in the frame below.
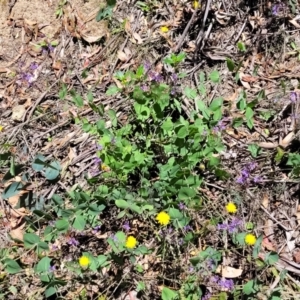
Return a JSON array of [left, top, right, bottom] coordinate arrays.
[[228, 218, 242, 233], [218, 278, 234, 291], [93, 225, 101, 233], [143, 61, 151, 72], [148, 70, 163, 83], [253, 176, 262, 183], [96, 144, 103, 151], [217, 223, 228, 230], [48, 44, 55, 52], [122, 221, 131, 232], [290, 92, 297, 103], [170, 73, 178, 82], [241, 169, 250, 179], [183, 225, 192, 232], [179, 202, 186, 210], [247, 161, 257, 171], [271, 3, 283, 16], [49, 265, 56, 272], [188, 266, 194, 273], [68, 237, 79, 246], [51, 244, 58, 251], [202, 291, 211, 300], [141, 84, 150, 92], [178, 238, 183, 245], [30, 62, 38, 70], [210, 275, 220, 283]]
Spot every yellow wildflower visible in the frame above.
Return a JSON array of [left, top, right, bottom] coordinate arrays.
[[98, 295, 106, 300], [125, 236, 137, 249], [101, 163, 110, 172], [193, 0, 200, 9], [245, 233, 257, 246], [160, 26, 169, 33], [0, 125, 3, 132], [156, 211, 170, 226], [79, 255, 90, 268], [225, 202, 237, 214]]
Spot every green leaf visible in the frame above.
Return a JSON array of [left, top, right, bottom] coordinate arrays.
[[275, 147, 285, 164], [45, 287, 56, 297], [106, 85, 120, 96], [10, 156, 15, 176], [178, 187, 196, 200], [59, 84, 67, 100], [209, 70, 220, 83], [226, 58, 235, 72], [70, 89, 84, 107], [184, 87, 197, 99], [38, 242, 49, 251], [24, 233, 40, 248], [130, 203, 142, 214], [73, 215, 86, 231], [175, 125, 188, 139], [168, 208, 183, 220], [107, 109, 117, 127], [264, 252, 279, 265], [196, 100, 210, 120], [4, 259, 22, 274], [97, 255, 108, 267], [45, 161, 61, 180], [237, 41, 246, 52], [2, 181, 24, 199], [243, 280, 255, 295], [35, 257, 51, 273], [161, 118, 173, 132], [162, 287, 178, 300], [209, 97, 223, 111], [55, 219, 69, 232], [248, 144, 260, 158], [115, 199, 129, 209], [234, 232, 247, 246]]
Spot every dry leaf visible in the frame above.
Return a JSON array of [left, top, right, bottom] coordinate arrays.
[[12, 105, 26, 121], [280, 132, 295, 148], [132, 32, 143, 44], [10, 223, 25, 241], [117, 50, 128, 62], [257, 142, 278, 149], [221, 266, 243, 278], [262, 237, 276, 251]]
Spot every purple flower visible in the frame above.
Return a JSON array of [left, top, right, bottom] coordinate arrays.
[[96, 144, 103, 151], [51, 244, 58, 251], [141, 84, 149, 92], [179, 202, 186, 210], [49, 265, 56, 272], [170, 73, 178, 82], [178, 238, 183, 245], [188, 266, 194, 273], [93, 225, 101, 233], [48, 44, 55, 52], [218, 278, 234, 291], [202, 291, 211, 300], [247, 161, 257, 171], [253, 176, 262, 183], [183, 225, 192, 232], [210, 275, 220, 283], [68, 237, 79, 246], [241, 169, 250, 178], [272, 3, 283, 16], [290, 92, 297, 103], [228, 218, 242, 233], [217, 223, 228, 230], [143, 61, 151, 72], [30, 62, 38, 70], [122, 221, 131, 232], [148, 70, 163, 83]]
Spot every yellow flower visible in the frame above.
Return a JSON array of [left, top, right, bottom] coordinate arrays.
[[125, 236, 137, 249], [101, 163, 110, 172], [156, 211, 170, 226], [160, 26, 169, 33], [79, 255, 90, 268], [245, 233, 257, 246], [225, 202, 237, 214], [193, 0, 200, 9], [0, 125, 4, 132], [98, 295, 106, 300]]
